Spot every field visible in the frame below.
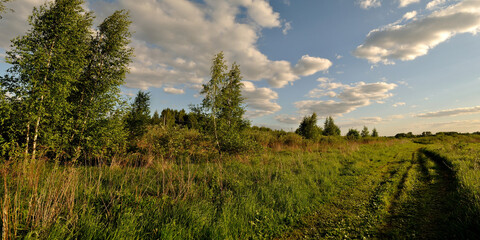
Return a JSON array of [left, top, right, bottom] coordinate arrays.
[[2, 135, 480, 239]]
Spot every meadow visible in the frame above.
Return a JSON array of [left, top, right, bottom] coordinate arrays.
[[3, 132, 480, 239]]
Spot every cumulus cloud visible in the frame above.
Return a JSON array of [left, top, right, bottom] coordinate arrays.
[[0, 0, 53, 49], [164, 87, 185, 95], [275, 115, 302, 125], [426, 0, 447, 10], [358, 0, 381, 9], [393, 102, 406, 107], [241, 81, 281, 118], [403, 11, 417, 20], [399, 0, 420, 8], [295, 81, 397, 117], [293, 55, 332, 76], [354, 0, 480, 64], [84, 0, 332, 89], [417, 106, 480, 118]]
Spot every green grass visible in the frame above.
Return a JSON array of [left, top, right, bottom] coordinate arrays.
[[2, 137, 480, 239]]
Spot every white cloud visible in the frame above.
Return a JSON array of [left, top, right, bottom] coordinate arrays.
[[399, 0, 420, 8], [164, 87, 185, 95], [307, 89, 337, 98], [417, 106, 480, 118], [85, 0, 332, 89], [402, 11, 417, 20], [275, 115, 301, 125], [295, 81, 397, 117], [426, 0, 447, 10], [293, 55, 332, 76], [282, 21, 292, 35], [241, 81, 281, 118], [417, 119, 480, 133], [354, 0, 480, 64], [358, 0, 381, 9], [317, 77, 332, 83], [339, 117, 384, 128], [295, 100, 370, 117], [337, 82, 397, 102], [393, 102, 406, 107], [0, 0, 53, 49]]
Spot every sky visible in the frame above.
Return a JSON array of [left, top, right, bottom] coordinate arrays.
[[1, 0, 480, 136]]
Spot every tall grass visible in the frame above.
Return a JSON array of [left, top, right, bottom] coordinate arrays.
[[1, 139, 413, 239]]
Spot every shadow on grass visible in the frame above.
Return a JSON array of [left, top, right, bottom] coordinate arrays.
[[380, 149, 476, 239]]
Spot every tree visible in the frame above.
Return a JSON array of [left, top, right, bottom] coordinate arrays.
[[68, 10, 132, 161], [218, 63, 246, 129], [346, 129, 360, 140], [296, 113, 322, 139], [201, 52, 249, 153], [323, 116, 341, 136], [361, 126, 370, 138], [201, 52, 227, 152], [151, 110, 161, 125], [126, 91, 151, 139], [4, 0, 93, 161], [372, 128, 379, 137]]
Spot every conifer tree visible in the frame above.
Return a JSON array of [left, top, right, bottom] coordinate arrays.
[[126, 91, 151, 139], [372, 128, 379, 137], [296, 113, 322, 139], [361, 126, 370, 138], [323, 116, 341, 136]]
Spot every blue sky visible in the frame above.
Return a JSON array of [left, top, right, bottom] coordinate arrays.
[[1, 0, 480, 135]]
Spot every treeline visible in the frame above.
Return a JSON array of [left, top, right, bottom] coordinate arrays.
[[295, 113, 379, 140]]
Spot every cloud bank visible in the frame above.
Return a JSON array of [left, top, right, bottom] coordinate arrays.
[[295, 80, 397, 117], [417, 106, 480, 118], [354, 0, 480, 64]]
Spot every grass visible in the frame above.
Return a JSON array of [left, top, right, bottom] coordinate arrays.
[[2, 136, 480, 239]]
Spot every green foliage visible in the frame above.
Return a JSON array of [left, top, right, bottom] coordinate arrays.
[[372, 128, 379, 137], [2, 1, 132, 162], [151, 110, 161, 125], [126, 91, 151, 139], [361, 126, 370, 138], [346, 128, 360, 140], [295, 113, 322, 140], [323, 116, 341, 136], [200, 52, 249, 154]]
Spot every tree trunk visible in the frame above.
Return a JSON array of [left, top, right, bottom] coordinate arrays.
[[24, 122, 30, 162], [31, 95, 43, 162]]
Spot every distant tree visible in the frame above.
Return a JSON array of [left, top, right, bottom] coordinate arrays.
[[126, 91, 151, 138], [372, 128, 379, 137], [346, 129, 360, 140], [323, 116, 341, 136], [361, 126, 370, 138], [151, 110, 161, 125], [160, 108, 176, 127], [422, 131, 432, 137], [296, 113, 322, 139]]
